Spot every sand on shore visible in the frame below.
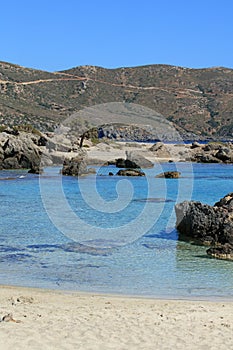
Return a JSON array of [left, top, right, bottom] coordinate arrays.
[[0, 285, 232, 350]]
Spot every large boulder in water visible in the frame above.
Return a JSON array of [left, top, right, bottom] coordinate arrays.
[[62, 152, 96, 176], [175, 193, 233, 260], [0, 129, 43, 172]]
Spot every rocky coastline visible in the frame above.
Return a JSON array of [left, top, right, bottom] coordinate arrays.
[[1, 126, 233, 174]]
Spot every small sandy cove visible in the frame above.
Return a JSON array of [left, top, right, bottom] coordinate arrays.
[[0, 285, 233, 350]]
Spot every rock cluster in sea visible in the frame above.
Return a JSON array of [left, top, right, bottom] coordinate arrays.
[[189, 142, 233, 163], [175, 193, 233, 260]]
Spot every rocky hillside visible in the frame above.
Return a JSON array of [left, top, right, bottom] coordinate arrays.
[[0, 61, 233, 138]]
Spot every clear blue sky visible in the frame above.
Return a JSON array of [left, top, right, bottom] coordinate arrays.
[[1, 0, 233, 71]]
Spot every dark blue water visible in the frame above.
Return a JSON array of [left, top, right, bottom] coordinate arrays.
[[0, 163, 233, 300]]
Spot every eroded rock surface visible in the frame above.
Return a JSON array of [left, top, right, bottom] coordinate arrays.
[[175, 193, 233, 260], [0, 128, 43, 173]]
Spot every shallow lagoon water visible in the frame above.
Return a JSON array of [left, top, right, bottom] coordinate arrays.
[[0, 163, 233, 299]]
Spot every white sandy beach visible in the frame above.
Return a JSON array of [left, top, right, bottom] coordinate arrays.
[[0, 285, 232, 350]]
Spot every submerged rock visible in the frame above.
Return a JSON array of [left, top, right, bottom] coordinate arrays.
[[61, 242, 113, 256]]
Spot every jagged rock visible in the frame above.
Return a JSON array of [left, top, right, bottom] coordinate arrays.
[[215, 192, 233, 209], [115, 158, 139, 168], [191, 153, 221, 163], [191, 142, 233, 163], [215, 148, 232, 162], [203, 143, 223, 151], [175, 193, 233, 249], [62, 153, 88, 176], [156, 171, 181, 178], [0, 130, 42, 171], [126, 151, 153, 168], [116, 169, 145, 176]]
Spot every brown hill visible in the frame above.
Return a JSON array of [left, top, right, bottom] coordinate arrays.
[[0, 61, 233, 138]]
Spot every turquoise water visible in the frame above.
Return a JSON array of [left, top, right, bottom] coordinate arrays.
[[1, 163, 233, 299]]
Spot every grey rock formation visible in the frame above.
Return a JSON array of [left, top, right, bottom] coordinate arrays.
[[116, 169, 145, 176], [62, 151, 96, 176], [115, 158, 139, 169], [0, 129, 43, 172], [62, 153, 88, 176], [156, 171, 181, 178], [190, 142, 233, 163], [115, 151, 153, 169], [175, 193, 233, 260], [126, 151, 154, 168]]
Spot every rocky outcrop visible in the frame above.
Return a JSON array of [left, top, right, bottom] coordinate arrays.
[[126, 151, 154, 168], [0, 129, 43, 173], [115, 158, 139, 169], [156, 171, 181, 178], [190, 142, 233, 163], [62, 152, 96, 176], [116, 169, 145, 176], [175, 193, 233, 260], [115, 151, 153, 169]]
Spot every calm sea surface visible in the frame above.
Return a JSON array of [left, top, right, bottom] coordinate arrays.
[[1, 162, 233, 300]]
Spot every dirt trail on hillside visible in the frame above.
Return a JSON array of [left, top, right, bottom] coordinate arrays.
[[0, 73, 204, 96]]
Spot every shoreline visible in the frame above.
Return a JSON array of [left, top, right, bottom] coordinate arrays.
[[0, 284, 233, 349], [1, 283, 233, 303]]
